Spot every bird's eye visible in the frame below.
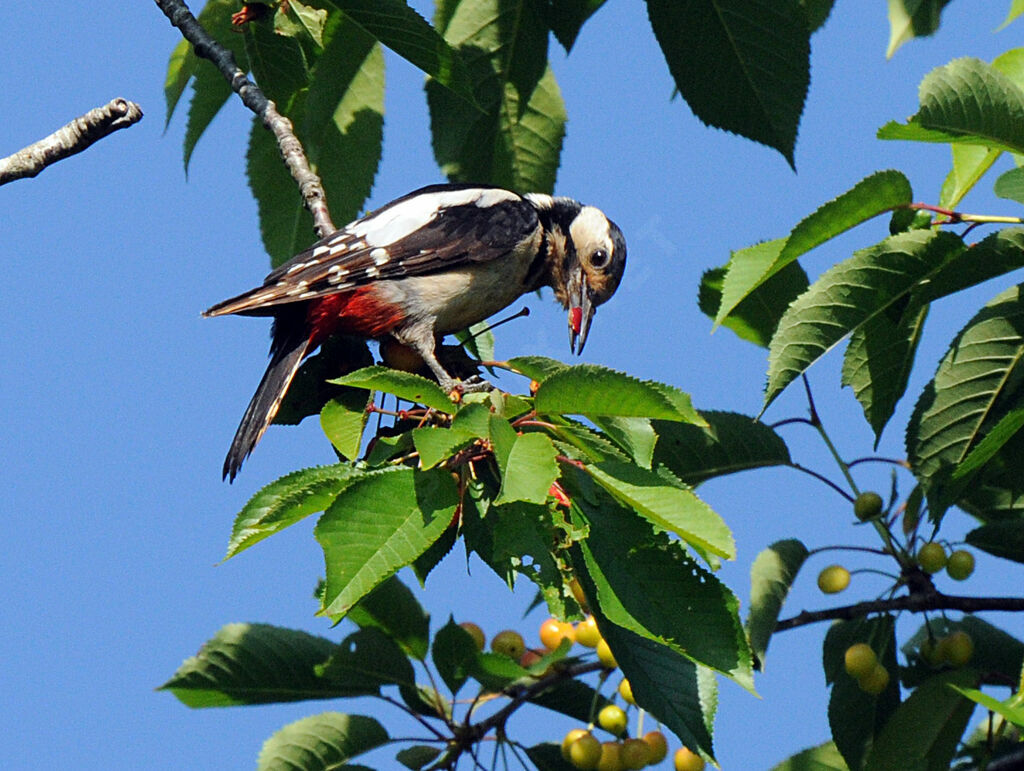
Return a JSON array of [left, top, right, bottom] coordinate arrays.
[[589, 249, 610, 269]]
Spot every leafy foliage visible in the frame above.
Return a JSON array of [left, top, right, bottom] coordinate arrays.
[[162, 2, 1024, 769]]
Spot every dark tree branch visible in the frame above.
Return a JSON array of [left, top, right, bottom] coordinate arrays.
[[0, 98, 143, 185], [776, 591, 1024, 632], [153, 0, 335, 236]]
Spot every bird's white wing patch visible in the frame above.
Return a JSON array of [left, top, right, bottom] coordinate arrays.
[[351, 188, 521, 246]]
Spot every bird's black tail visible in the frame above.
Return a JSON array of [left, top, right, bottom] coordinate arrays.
[[223, 315, 311, 482]]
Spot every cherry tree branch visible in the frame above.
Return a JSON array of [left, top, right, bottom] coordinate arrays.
[[0, 98, 143, 186], [776, 592, 1024, 632], [153, 0, 335, 236]]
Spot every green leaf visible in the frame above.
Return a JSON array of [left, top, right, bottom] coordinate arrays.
[[906, 283, 1024, 515], [495, 432, 559, 505], [746, 539, 809, 667], [940, 145, 1001, 209], [646, 0, 810, 166], [396, 745, 443, 771], [878, 58, 1024, 155], [468, 651, 532, 691], [590, 417, 656, 468], [412, 426, 475, 469], [302, 15, 385, 236], [282, 0, 328, 47], [967, 520, 1024, 564], [864, 669, 978, 771], [823, 616, 900, 771], [1000, 0, 1024, 30], [243, 13, 311, 105], [320, 392, 372, 460], [800, 0, 836, 33], [256, 712, 388, 771], [246, 118, 315, 263], [506, 355, 570, 383], [699, 261, 810, 347], [317, 628, 416, 693], [916, 228, 1024, 305], [249, 16, 384, 263], [572, 497, 752, 688], [524, 743, 578, 771], [716, 170, 912, 325], [651, 411, 791, 486], [159, 623, 337, 707], [547, 0, 607, 52], [346, 574, 430, 660], [165, 38, 197, 127], [841, 298, 929, 445], [464, 498, 569, 610], [332, 366, 456, 412], [886, 0, 953, 58], [534, 363, 705, 424], [770, 741, 849, 771], [331, 0, 475, 103], [939, 406, 1024, 510], [427, 0, 565, 193], [950, 686, 1024, 729], [584, 461, 735, 559], [317, 467, 458, 617], [527, 677, 613, 724], [400, 683, 451, 720], [432, 618, 478, 695], [765, 229, 965, 409], [226, 464, 365, 559], [599, 620, 717, 761], [454, 320, 495, 366], [995, 166, 1024, 204], [182, 0, 248, 172]]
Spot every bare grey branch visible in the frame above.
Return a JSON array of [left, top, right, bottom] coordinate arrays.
[[0, 98, 143, 186]]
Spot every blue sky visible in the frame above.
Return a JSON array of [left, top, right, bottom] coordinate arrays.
[[3, 2, 1023, 769]]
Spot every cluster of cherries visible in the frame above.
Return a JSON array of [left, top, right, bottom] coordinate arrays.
[[461, 612, 706, 770]]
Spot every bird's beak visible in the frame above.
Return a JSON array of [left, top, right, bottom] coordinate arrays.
[[568, 267, 596, 355]]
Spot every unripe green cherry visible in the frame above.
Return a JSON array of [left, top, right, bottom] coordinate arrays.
[[817, 564, 851, 594], [568, 732, 601, 769], [458, 621, 485, 651], [596, 741, 623, 771], [844, 643, 878, 678], [597, 704, 628, 736], [946, 550, 975, 581], [490, 629, 525, 660], [642, 732, 668, 764], [944, 631, 974, 666], [620, 738, 651, 770], [917, 542, 947, 574], [562, 729, 590, 762], [858, 663, 890, 695], [617, 678, 636, 705], [854, 491, 884, 521]]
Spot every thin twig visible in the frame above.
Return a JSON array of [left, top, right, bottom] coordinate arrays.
[[0, 98, 143, 185], [787, 463, 855, 502], [776, 592, 1024, 632], [153, 0, 335, 236]]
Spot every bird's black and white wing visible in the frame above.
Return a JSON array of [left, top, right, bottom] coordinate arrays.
[[205, 185, 542, 317]]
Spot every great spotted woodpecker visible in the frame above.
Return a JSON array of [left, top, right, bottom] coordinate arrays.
[[205, 183, 627, 480]]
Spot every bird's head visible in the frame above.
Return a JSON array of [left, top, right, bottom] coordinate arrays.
[[558, 204, 627, 354]]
